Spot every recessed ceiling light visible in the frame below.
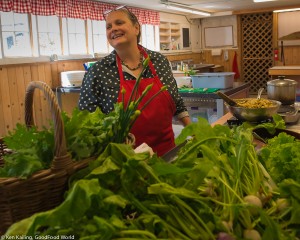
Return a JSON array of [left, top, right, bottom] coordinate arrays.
[[253, 0, 277, 2], [165, 5, 211, 16]]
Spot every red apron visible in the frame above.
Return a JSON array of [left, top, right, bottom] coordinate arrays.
[[116, 47, 176, 156]]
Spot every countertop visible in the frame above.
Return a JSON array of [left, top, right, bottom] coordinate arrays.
[[269, 66, 300, 76], [211, 112, 300, 134], [178, 82, 250, 99]]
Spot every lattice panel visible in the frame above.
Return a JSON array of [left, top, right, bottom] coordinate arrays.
[[241, 13, 273, 94]]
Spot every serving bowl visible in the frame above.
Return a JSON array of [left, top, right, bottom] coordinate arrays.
[[226, 98, 281, 122]]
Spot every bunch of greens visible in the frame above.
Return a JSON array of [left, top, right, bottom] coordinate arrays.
[[6, 118, 299, 239], [0, 124, 54, 178], [258, 132, 300, 184], [6, 143, 223, 239]]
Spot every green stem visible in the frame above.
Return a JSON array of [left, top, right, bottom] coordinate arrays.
[[140, 87, 166, 111], [172, 195, 215, 239], [176, 136, 237, 162], [169, 206, 200, 239], [126, 58, 149, 109]]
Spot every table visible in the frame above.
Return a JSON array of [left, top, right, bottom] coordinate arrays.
[[53, 86, 81, 109]]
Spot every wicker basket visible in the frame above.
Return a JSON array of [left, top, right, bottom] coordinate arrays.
[[0, 81, 90, 234]]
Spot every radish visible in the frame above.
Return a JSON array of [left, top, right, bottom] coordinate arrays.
[[243, 229, 261, 240]]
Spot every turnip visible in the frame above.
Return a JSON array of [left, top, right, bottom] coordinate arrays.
[[243, 195, 262, 208], [221, 220, 233, 232], [276, 198, 290, 212], [243, 195, 262, 216], [217, 232, 235, 240], [243, 229, 261, 240]]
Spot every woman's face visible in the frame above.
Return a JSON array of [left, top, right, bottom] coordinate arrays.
[[105, 10, 139, 49]]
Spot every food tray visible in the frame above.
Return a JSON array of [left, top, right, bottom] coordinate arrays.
[[191, 72, 235, 89]]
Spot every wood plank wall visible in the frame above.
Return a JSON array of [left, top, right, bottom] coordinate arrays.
[[1, 47, 299, 137], [0, 59, 88, 137]]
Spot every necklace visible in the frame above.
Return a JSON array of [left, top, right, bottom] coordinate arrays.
[[121, 53, 143, 71]]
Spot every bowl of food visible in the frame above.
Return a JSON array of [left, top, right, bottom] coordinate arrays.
[[226, 98, 281, 122]]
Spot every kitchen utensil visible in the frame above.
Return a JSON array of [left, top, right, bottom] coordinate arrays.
[[279, 102, 300, 123], [267, 76, 297, 105], [257, 87, 264, 100], [226, 98, 281, 122], [216, 91, 238, 106]]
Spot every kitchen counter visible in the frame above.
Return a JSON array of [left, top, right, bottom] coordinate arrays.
[[54, 82, 250, 121], [211, 112, 300, 134], [179, 82, 250, 119], [269, 66, 300, 76]]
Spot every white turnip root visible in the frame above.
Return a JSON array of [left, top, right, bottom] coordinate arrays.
[[243, 229, 262, 240], [276, 198, 290, 212], [243, 195, 262, 208], [217, 232, 236, 240], [221, 220, 233, 232]]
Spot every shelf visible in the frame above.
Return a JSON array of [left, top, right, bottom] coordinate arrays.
[[159, 21, 181, 51]]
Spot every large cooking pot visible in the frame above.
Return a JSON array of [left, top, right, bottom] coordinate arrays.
[[267, 76, 297, 105]]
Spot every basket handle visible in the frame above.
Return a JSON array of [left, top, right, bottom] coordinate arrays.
[[24, 81, 73, 171]]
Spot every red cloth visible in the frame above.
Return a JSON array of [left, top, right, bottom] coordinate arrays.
[[232, 51, 240, 80], [0, 0, 160, 24]]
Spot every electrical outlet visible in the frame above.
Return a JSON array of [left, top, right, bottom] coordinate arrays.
[[224, 50, 229, 61]]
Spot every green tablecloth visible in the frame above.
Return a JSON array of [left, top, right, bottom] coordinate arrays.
[[178, 88, 219, 93]]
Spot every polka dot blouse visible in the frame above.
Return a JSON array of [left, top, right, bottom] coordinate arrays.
[[78, 46, 189, 119]]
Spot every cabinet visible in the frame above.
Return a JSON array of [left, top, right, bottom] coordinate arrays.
[[159, 21, 181, 50]]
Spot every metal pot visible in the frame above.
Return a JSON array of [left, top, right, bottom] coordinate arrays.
[[267, 76, 297, 105]]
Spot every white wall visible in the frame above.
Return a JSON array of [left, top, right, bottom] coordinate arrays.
[[159, 12, 237, 52], [200, 15, 238, 49]]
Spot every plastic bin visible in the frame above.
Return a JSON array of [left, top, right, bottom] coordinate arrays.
[[174, 76, 192, 88], [191, 72, 235, 89]]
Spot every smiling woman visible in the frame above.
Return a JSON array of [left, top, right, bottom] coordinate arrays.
[[78, 5, 191, 156]]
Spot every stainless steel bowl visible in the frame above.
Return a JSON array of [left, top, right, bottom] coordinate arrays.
[[226, 98, 281, 122]]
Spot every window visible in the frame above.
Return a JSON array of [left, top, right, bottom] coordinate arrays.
[[91, 20, 108, 53], [1, 12, 32, 57], [37, 15, 61, 56], [66, 18, 87, 54], [0, 10, 160, 61], [141, 25, 159, 51]]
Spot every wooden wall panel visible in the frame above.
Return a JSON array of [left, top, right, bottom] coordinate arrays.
[[276, 46, 300, 66], [0, 68, 13, 134], [14, 67, 26, 125], [7, 68, 22, 131], [0, 59, 89, 137]]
